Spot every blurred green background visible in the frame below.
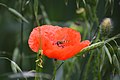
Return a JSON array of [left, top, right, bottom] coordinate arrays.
[[0, 0, 120, 80]]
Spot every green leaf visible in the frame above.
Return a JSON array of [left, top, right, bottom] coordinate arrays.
[[0, 3, 29, 23], [0, 57, 22, 72], [104, 45, 112, 64], [76, 0, 80, 9], [100, 47, 106, 72], [40, 4, 51, 24], [12, 47, 21, 73], [65, 0, 68, 5], [112, 54, 120, 74], [11, 60, 27, 80], [82, 0, 87, 6], [0, 3, 7, 8], [8, 8, 29, 23], [0, 57, 27, 80], [11, 60, 22, 73]]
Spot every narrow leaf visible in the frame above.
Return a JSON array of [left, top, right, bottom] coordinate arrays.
[[12, 47, 21, 73], [65, 0, 68, 5], [104, 45, 112, 64], [0, 3, 7, 8], [40, 4, 51, 24], [8, 8, 29, 23], [0, 3, 29, 23], [0, 57, 27, 80], [112, 54, 120, 74], [76, 0, 80, 9]]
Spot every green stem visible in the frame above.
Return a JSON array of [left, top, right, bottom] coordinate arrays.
[[34, 0, 41, 79], [20, 0, 24, 70], [76, 34, 120, 56], [52, 60, 57, 80], [34, 0, 39, 26], [35, 50, 42, 80], [35, 55, 40, 80], [97, 49, 102, 80], [0, 3, 8, 8], [56, 61, 64, 71], [40, 3, 51, 24], [83, 52, 94, 80], [83, 15, 90, 40]]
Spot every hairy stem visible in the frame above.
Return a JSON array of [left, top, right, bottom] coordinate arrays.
[[35, 50, 42, 80], [77, 34, 120, 56]]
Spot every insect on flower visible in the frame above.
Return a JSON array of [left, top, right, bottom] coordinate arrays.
[[55, 40, 70, 48]]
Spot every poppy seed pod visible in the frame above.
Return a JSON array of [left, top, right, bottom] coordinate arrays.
[[100, 18, 112, 39]]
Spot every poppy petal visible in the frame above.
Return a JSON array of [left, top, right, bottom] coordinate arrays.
[[28, 25, 61, 52], [58, 40, 90, 60]]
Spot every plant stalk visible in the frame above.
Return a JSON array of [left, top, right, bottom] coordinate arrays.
[[52, 60, 58, 80], [35, 50, 42, 80], [77, 34, 120, 56]]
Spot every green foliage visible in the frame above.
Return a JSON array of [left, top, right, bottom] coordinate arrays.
[[0, 0, 120, 80]]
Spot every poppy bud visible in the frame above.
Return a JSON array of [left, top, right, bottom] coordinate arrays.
[[100, 18, 112, 39]]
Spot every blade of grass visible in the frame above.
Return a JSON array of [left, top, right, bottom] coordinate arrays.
[[112, 54, 120, 74], [65, 0, 68, 5], [12, 47, 21, 73], [0, 57, 27, 80], [76, 0, 80, 9], [40, 3, 51, 24], [0, 3, 29, 23], [104, 45, 112, 64], [8, 8, 29, 23], [83, 52, 94, 80]]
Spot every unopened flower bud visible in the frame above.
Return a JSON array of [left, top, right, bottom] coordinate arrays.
[[100, 18, 112, 39]]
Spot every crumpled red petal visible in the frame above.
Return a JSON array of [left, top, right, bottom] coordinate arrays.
[[28, 25, 61, 52]]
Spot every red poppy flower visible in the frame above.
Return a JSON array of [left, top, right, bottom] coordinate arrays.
[[28, 25, 90, 60]]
